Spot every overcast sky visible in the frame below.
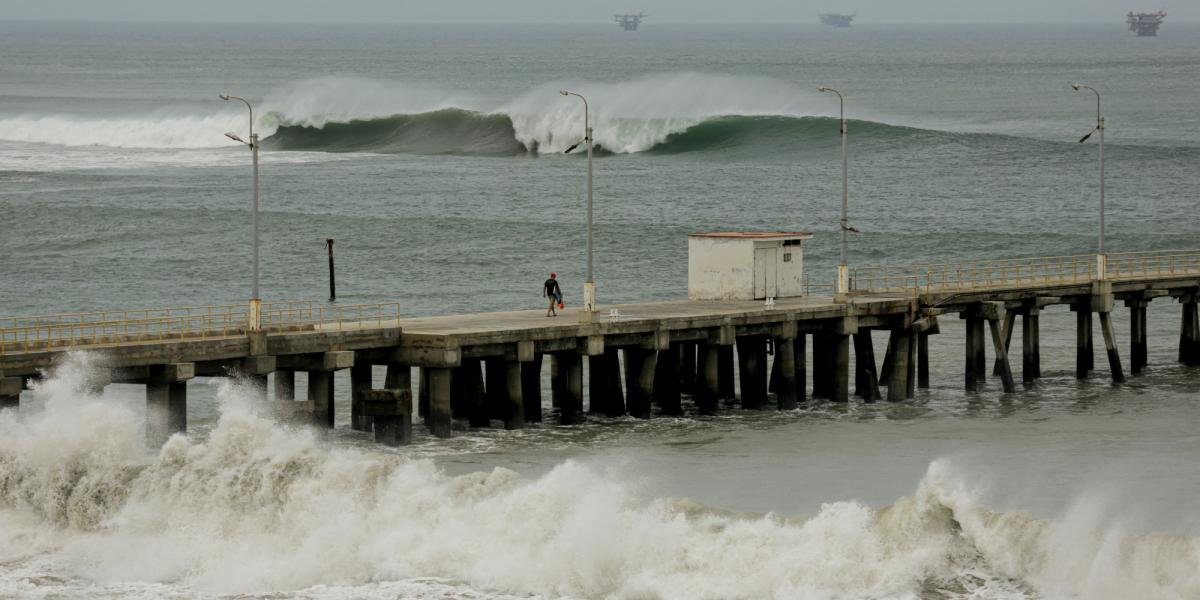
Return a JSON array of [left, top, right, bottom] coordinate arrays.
[[1, 1, 1194, 24]]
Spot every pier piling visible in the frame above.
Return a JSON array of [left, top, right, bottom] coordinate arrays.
[[350, 364, 372, 431], [993, 311, 1015, 376], [736, 336, 768, 409], [887, 328, 912, 402], [853, 331, 879, 400], [794, 334, 807, 403], [717, 345, 735, 401], [521, 354, 543, 422], [1022, 307, 1041, 382], [654, 344, 682, 415], [986, 318, 1017, 393], [1098, 312, 1126, 383], [145, 363, 193, 447], [503, 360, 524, 429], [308, 370, 333, 427], [274, 370, 295, 401], [917, 333, 930, 390], [429, 367, 452, 438], [832, 333, 851, 403], [0, 377, 20, 410], [776, 337, 798, 410], [696, 343, 720, 414], [561, 353, 584, 424], [1074, 302, 1094, 378]]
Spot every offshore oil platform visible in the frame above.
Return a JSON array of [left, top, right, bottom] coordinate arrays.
[[615, 13, 647, 31], [819, 13, 855, 28], [1127, 11, 1166, 36]]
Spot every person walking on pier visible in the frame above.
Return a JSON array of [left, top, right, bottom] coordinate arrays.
[[544, 272, 563, 317]]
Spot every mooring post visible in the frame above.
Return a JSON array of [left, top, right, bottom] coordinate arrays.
[[776, 336, 798, 410], [696, 342, 720, 414], [992, 310, 1015, 376], [560, 353, 585, 425], [654, 344, 682, 416], [604, 347, 625, 417], [521, 353, 543, 423], [887, 328, 911, 402], [274, 370, 295, 401], [350, 364, 372, 431], [429, 367, 452, 438], [145, 363, 193, 447]]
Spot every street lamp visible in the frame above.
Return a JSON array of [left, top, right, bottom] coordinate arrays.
[[818, 86, 852, 299], [219, 93, 262, 331], [559, 89, 595, 318], [1071, 83, 1105, 277]]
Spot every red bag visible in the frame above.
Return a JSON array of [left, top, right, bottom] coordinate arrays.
[[558, 301, 565, 309]]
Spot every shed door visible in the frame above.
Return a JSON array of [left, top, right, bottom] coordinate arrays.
[[754, 245, 778, 299]]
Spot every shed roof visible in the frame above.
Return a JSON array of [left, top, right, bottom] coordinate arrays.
[[688, 231, 814, 240]]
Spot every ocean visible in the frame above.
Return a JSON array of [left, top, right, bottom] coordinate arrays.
[[1, 20, 1199, 599]]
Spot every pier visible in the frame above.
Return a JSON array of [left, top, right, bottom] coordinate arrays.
[[1, 250, 1198, 447]]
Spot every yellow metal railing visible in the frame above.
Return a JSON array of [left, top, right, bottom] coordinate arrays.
[[850, 250, 1200, 295], [0, 301, 400, 356], [850, 254, 1097, 295], [1105, 250, 1200, 281]]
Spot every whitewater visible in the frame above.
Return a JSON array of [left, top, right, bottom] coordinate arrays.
[[1, 355, 1196, 600]]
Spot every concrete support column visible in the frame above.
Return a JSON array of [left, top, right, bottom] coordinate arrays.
[[145, 363, 194, 447], [887, 329, 911, 402], [550, 355, 565, 410], [963, 314, 984, 392], [716, 345, 735, 401], [776, 337, 798, 410], [521, 354, 543, 423], [385, 363, 411, 393], [504, 360, 525, 430], [247, 374, 268, 400], [879, 334, 894, 389], [736, 336, 767, 409], [811, 334, 832, 399], [604, 347, 625, 417], [1, 377, 23, 410], [832, 334, 850, 403], [696, 342, 720, 415], [794, 333, 807, 403], [853, 331, 880, 401], [1098, 312, 1126, 383], [654, 344, 682, 416], [362, 388, 412, 447], [560, 353, 584, 425], [905, 329, 918, 399], [429, 367, 452, 438], [481, 358, 505, 428], [350, 364, 372, 431], [992, 310, 1016, 377], [680, 342, 697, 395], [917, 333, 930, 390], [1180, 298, 1200, 367], [308, 370, 334, 428], [274, 370, 295, 402], [419, 367, 431, 427], [986, 319, 1017, 393], [588, 353, 608, 415], [624, 348, 657, 419], [1075, 302, 1094, 379], [1127, 301, 1147, 375], [1022, 308, 1042, 383]]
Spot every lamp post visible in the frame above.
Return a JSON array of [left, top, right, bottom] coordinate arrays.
[[219, 93, 261, 331], [1071, 83, 1105, 279], [818, 86, 850, 299], [559, 89, 595, 318]]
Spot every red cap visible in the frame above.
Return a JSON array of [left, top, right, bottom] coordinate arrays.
[[550, 272, 557, 278]]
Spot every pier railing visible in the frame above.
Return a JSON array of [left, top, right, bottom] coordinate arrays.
[[850, 250, 1200, 295], [0, 302, 400, 356]]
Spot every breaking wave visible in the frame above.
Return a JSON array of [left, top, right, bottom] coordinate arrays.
[[1, 354, 1198, 599]]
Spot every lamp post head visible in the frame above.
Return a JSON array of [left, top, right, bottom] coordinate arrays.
[[219, 93, 231, 101], [225, 132, 246, 144], [559, 90, 569, 96], [1071, 83, 1088, 91], [817, 86, 829, 92]]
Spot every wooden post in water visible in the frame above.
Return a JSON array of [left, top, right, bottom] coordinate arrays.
[[325, 238, 336, 302]]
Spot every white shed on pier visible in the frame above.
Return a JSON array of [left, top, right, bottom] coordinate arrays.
[[688, 231, 814, 301]]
